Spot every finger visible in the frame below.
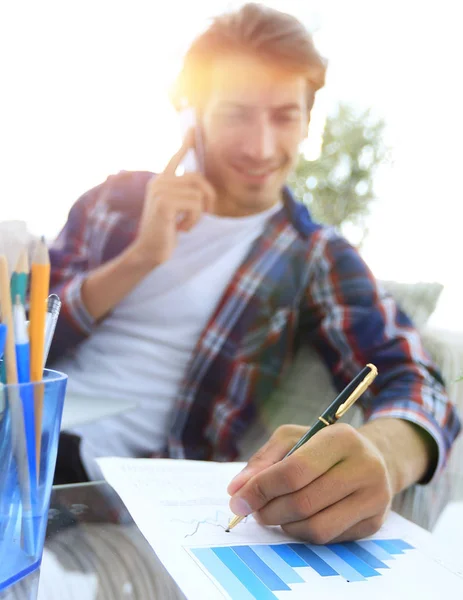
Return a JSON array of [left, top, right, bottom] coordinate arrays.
[[176, 206, 202, 231], [182, 173, 217, 213], [256, 461, 360, 526], [227, 425, 304, 496], [281, 489, 379, 544], [328, 514, 386, 544], [163, 129, 196, 176], [148, 174, 215, 215], [229, 424, 355, 515]]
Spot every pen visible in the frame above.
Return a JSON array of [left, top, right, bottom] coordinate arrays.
[[43, 294, 61, 367], [226, 363, 378, 532], [14, 296, 37, 489]]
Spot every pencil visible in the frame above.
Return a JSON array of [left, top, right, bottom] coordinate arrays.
[[28, 237, 50, 470], [10, 248, 29, 306], [0, 255, 35, 554]]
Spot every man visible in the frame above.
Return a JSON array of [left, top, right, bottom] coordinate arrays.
[[50, 3, 460, 543]]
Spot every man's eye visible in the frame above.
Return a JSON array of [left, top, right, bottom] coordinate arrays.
[[274, 113, 298, 124], [222, 112, 248, 123]]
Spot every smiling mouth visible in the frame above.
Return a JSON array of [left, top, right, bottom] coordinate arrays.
[[231, 164, 279, 180]]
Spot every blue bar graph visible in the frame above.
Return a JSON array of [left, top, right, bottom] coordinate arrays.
[[269, 544, 307, 567], [327, 544, 380, 577], [389, 539, 414, 550], [212, 547, 278, 600], [191, 548, 256, 600], [249, 545, 304, 584], [308, 545, 366, 582], [231, 546, 290, 591], [191, 538, 415, 599], [359, 540, 396, 561], [288, 544, 338, 577], [372, 540, 405, 555], [343, 542, 389, 570]]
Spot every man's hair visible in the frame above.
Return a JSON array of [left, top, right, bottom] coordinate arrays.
[[172, 3, 327, 112]]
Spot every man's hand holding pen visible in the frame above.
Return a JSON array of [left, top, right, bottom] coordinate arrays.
[[227, 422, 394, 544]]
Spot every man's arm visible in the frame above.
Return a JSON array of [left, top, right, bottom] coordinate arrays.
[[48, 185, 105, 362], [49, 136, 215, 363], [48, 175, 154, 362], [227, 229, 461, 543], [301, 230, 460, 481]]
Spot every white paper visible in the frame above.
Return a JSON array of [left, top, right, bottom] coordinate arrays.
[[98, 457, 463, 600], [433, 502, 463, 569]]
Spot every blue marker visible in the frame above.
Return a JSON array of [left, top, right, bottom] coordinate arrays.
[[13, 297, 30, 384], [0, 323, 6, 358]]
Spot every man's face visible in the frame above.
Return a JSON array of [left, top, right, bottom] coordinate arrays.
[[201, 54, 310, 215]]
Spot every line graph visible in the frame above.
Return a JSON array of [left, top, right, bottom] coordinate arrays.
[[172, 511, 249, 538]]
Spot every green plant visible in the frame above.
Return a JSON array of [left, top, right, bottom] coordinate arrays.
[[289, 102, 388, 243]]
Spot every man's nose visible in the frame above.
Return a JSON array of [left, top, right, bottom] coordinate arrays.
[[243, 117, 276, 162]]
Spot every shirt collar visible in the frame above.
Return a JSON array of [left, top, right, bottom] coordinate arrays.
[[280, 186, 320, 238]]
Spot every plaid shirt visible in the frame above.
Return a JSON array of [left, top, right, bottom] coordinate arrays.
[[48, 171, 460, 480]]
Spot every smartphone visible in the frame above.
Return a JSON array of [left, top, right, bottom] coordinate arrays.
[[104, 107, 205, 215], [178, 106, 205, 174]]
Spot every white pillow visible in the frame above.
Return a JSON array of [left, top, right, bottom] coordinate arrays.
[[378, 280, 444, 329]]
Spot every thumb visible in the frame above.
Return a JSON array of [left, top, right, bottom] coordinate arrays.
[[227, 428, 296, 495]]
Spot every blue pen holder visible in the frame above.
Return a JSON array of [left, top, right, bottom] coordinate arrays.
[[0, 369, 67, 591]]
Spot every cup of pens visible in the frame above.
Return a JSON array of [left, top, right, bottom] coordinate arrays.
[[0, 370, 67, 590], [0, 243, 67, 591]]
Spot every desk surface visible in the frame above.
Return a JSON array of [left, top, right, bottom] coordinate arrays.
[[2, 472, 462, 600]]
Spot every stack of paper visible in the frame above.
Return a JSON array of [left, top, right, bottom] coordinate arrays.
[[98, 458, 463, 600]]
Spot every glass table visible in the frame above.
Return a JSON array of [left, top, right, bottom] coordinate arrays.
[[1, 471, 462, 600]]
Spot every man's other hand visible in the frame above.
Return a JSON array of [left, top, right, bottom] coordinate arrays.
[[130, 130, 216, 268]]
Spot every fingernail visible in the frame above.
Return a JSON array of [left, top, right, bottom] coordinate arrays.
[[230, 497, 252, 517]]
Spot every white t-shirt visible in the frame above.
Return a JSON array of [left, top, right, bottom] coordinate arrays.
[[55, 202, 282, 480]]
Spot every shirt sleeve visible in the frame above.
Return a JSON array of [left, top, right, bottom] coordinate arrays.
[[47, 185, 103, 364], [303, 228, 461, 483]]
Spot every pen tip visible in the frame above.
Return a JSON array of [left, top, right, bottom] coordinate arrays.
[[225, 529, 230, 533]]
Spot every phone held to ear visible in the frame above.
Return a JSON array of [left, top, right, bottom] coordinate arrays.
[[103, 106, 204, 214], [178, 106, 205, 174]]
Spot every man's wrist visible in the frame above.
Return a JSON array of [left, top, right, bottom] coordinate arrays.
[[124, 243, 161, 274], [359, 418, 434, 494]]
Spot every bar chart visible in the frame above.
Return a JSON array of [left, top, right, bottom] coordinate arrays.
[[191, 538, 414, 599]]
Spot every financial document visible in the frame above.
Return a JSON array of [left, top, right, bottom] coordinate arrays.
[[98, 457, 463, 600]]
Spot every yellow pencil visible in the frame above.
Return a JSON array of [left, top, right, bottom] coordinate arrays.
[[29, 237, 50, 469]]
